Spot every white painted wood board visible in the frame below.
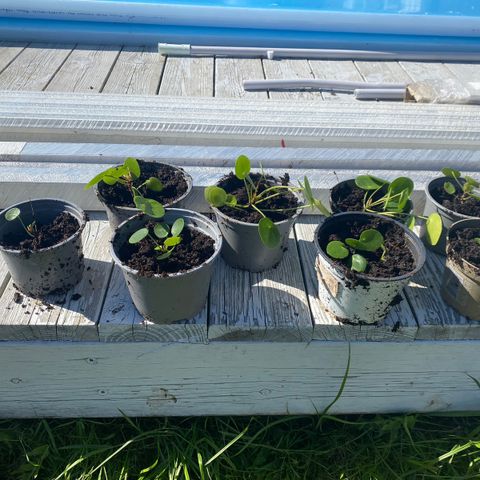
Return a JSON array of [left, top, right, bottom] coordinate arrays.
[[0, 42, 27, 75], [0, 341, 479, 417]]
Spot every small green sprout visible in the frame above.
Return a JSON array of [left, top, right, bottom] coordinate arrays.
[[442, 168, 480, 202], [85, 157, 165, 218], [204, 155, 330, 248], [474, 237, 480, 246], [326, 229, 385, 273], [4, 207, 37, 237], [354, 174, 442, 246], [128, 218, 185, 261]]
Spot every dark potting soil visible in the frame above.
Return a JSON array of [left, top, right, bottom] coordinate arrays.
[[0, 212, 80, 251], [118, 224, 215, 277], [330, 180, 411, 214], [216, 172, 299, 223], [319, 217, 416, 280], [448, 227, 480, 269], [430, 182, 480, 217], [98, 160, 189, 208]]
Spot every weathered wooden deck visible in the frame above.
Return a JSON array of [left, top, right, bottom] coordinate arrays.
[[0, 42, 480, 417]]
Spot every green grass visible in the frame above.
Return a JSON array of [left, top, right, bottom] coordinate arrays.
[[1, 414, 480, 479]]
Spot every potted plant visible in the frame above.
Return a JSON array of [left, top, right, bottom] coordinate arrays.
[[0, 198, 86, 297], [441, 218, 480, 321], [315, 212, 426, 324], [330, 174, 442, 247], [110, 208, 222, 324], [86, 157, 193, 229], [204, 155, 330, 272], [423, 168, 480, 254]]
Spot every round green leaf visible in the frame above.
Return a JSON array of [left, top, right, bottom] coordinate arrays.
[[225, 194, 237, 207], [164, 236, 181, 247], [153, 223, 169, 239], [134, 196, 165, 218], [351, 254, 367, 273], [84, 171, 108, 190], [425, 212, 442, 247], [157, 251, 172, 261], [357, 229, 384, 252], [204, 186, 227, 208], [128, 228, 149, 244], [355, 175, 387, 191], [145, 177, 163, 192], [235, 155, 251, 180], [464, 175, 479, 188], [326, 240, 349, 259], [345, 238, 361, 250], [258, 217, 281, 248], [5, 207, 20, 221], [124, 157, 140, 179], [387, 177, 413, 210], [102, 175, 119, 186], [443, 181, 456, 195], [171, 218, 185, 237], [441, 167, 461, 179]]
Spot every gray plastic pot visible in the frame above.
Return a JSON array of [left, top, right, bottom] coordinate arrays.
[[212, 206, 300, 272], [111, 209, 222, 324], [0, 198, 86, 297], [423, 176, 479, 255], [96, 163, 193, 230], [330, 179, 413, 217], [441, 218, 480, 321], [314, 212, 426, 325]]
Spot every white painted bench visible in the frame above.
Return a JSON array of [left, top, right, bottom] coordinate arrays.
[[0, 91, 480, 417]]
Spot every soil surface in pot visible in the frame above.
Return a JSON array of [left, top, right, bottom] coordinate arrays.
[[0, 212, 80, 251], [331, 181, 410, 215], [98, 160, 189, 208], [430, 182, 480, 217], [216, 172, 299, 223], [118, 224, 215, 277], [319, 217, 416, 279], [448, 227, 480, 268]]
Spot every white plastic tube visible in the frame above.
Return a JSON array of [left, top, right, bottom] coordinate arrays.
[[243, 79, 406, 92], [354, 88, 406, 101]]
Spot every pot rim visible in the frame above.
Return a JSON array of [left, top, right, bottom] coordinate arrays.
[[426, 176, 480, 220], [0, 198, 86, 254], [446, 218, 480, 274], [110, 208, 223, 279], [314, 211, 426, 283], [211, 175, 303, 227], [96, 160, 193, 211]]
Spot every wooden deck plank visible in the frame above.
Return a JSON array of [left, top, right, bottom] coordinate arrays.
[[208, 228, 313, 341], [399, 61, 457, 83], [443, 62, 480, 95], [406, 252, 480, 340], [262, 59, 321, 100], [98, 265, 208, 344], [159, 56, 214, 97], [102, 46, 165, 95], [294, 216, 419, 341], [0, 217, 111, 341], [0, 43, 74, 91], [46, 45, 121, 93], [309, 60, 364, 101], [355, 61, 412, 84], [0, 42, 27, 75], [215, 58, 267, 99]]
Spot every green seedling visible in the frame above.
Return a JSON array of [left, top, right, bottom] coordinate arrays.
[[442, 168, 480, 202], [128, 217, 185, 261], [205, 155, 330, 248], [354, 174, 442, 247], [474, 237, 480, 246], [4, 207, 37, 238], [326, 229, 385, 273], [85, 157, 165, 218]]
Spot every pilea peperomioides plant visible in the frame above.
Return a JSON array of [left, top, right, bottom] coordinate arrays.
[[204, 155, 330, 248], [85, 157, 165, 218], [326, 228, 385, 273], [4, 207, 37, 237], [354, 174, 442, 246], [442, 168, 480, 202], [128, 217, 185, 261]]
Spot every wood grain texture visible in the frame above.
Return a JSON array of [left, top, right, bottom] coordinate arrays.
[[46, 45, 121, 93], [102, 46, 165, 95], [0, 42, 27, 75], [0, 43, 73, 90], [355, 61, 412, 84], [0, 217, 112, 341], [209, 229, 313, 341], [215, 58, 267, 99], [0, 341, 479, 417], [294, 216, 419, 341], [399, 61, 456, 83], [159, 57, 214, 97]]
